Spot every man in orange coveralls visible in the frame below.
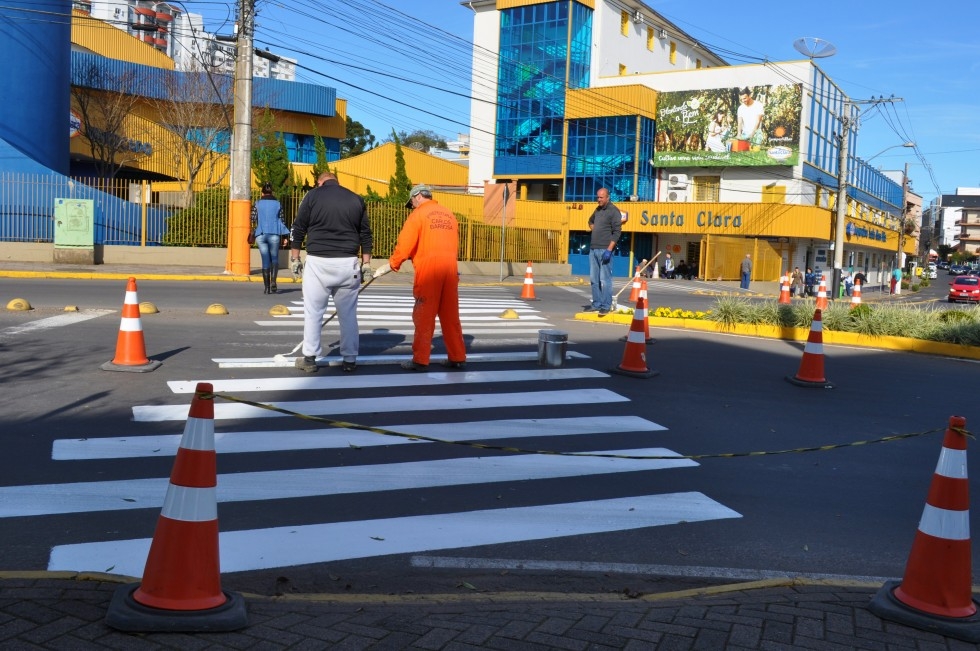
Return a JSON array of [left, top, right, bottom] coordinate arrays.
[[375, 184, 467, 371]]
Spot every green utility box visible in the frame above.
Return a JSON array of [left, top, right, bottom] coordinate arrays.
[[53, 198, 95, 264]]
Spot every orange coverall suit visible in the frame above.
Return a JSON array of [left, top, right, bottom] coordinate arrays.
[[389, 199, 466, 366]]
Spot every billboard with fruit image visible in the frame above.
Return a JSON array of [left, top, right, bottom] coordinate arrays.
[[654, 83, 802, 167]]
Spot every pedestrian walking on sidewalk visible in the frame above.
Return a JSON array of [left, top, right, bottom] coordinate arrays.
[[740, 253, 752, 289], [290, 172, 373, 374], [251, 183, 290, 294]]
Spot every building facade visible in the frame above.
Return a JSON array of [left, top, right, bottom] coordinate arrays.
[[465, 0, 915, 282]]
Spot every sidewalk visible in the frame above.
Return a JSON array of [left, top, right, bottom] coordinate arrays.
[[4, 572, 972, 649]]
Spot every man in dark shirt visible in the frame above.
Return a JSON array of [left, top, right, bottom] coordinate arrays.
[[290, 173, 372, 373], [585, 187, 621, 315]]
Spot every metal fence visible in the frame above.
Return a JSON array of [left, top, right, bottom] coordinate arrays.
[[0, 174, 565, 262]]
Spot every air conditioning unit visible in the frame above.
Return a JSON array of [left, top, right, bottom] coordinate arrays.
[[658, 28, 668, 39], [667, 173, 688, 189], [632, 10, 643, 24], [666, 189, 688, 202]]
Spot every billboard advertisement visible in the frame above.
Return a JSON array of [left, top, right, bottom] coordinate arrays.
[[654, 84, 802, 167]]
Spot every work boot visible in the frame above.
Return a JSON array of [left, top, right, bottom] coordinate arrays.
[[262, 269, 271, 294], [270, 267, 279, 294], [295, 355, 318, 373], [441, 360, 466, 369], [401, 360, 428, 371]]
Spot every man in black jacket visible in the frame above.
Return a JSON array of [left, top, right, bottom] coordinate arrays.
[[290, 173, 372, 373]]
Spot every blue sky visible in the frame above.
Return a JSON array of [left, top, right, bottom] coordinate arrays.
[[194, 1, 980, 203]]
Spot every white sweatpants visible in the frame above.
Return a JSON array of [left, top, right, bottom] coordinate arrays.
[[301, 255, 360, 362]]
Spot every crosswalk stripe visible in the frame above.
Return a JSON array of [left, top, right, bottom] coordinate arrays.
[[166, 368, 608, 393], [52, 415, 667, 460], [7, 447, 692, 518], [239, 328, 554, 336], [214, 350, 590, 368], [0, 309, 113, 341], [47, 493, 742, 575], [132, 388, 628, 422]]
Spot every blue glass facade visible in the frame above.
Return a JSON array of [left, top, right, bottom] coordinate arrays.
[[494, 1, 591, 176], [565, 116, 655, 202]]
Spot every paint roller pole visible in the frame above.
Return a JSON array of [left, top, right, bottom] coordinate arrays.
[[614, 251, 661, 308]]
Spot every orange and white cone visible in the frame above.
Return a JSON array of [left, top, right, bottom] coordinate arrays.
[[850, 278, 863, 309], [610, 291, 657, 378], [101, 277, 161, 372], [629, 267, 641, 303], [785, 308, 832, 388], [620, 281, 656, 345], [778, 271, 792, 304], [520, 261, 539, 300], [869, 416, 980, 642], [106, 383, 247, 632], [814, 274, 829, 310]]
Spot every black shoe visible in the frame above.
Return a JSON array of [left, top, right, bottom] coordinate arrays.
[[401, 360, 428, 371], [598, 309, 609, 316], [583, 306, 599, 313], [295, 356, 318, 373], [441, 360, 466, 369], [341, 360, 356, 373]]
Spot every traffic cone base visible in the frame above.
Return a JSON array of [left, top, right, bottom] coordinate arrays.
[[106, 384, 247, 632], [520, 261, 539, 301], [786, 309, 833, 388], [102, 277, 161, 373], [869, 416, 980, 643]]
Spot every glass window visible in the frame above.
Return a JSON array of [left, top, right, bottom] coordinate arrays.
[[647, 27, 654, 51], [694, 176, 720, 202], [620, 10, 628, 36], [669, 41, 677, 64], [618, 63, 626, 76], [564, 116, 655, 203]]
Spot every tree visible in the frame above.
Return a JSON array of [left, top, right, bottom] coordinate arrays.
[[309, 120, 331, 187], [150, 63, 232, 206], [341, 116, 375, 158], [70, 62, 147, 180], [384, 129, 448, 153], [251, 107, 295, 198], [386, 131, 412, 207]]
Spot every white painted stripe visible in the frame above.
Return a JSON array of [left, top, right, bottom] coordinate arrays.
[[253, 321, 553, 329], [13, 447, 689, 518], [53, 416, 667, 460], [0, 310, 114, 342], [48, 493, 742, 575], [167, 368, 608, 394], [133, 388, 628, 422], [215, 350, 590, 368], [918, 503, 970, 540], [160, 485, 217, 521], [118, 317, 142, 332], [935, 448, 968, 479], [177, 417, 214, 451]]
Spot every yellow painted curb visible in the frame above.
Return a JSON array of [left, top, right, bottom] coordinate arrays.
[[6, 298, 31, 311], [574, 312, 980, 360]]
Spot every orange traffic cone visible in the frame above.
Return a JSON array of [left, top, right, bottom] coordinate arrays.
[[785, 308, 833, 388], [778, 271, 792, 304], [101, 277, 161, 372], [106, 383, 247, 632], [850, 278, 863, 309], [620, 281, 656, 345], [520, 261, 539, 301], [814, 274, 829, 310], [628, 266, 641, 303], [869, 416, 980, 642], [610, 291, 657, 378]]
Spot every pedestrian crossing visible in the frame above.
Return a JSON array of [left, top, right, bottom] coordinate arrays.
[[8, 286, 743, 576]]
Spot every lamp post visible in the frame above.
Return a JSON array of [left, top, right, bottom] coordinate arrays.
[[863, 141, 915, 164]]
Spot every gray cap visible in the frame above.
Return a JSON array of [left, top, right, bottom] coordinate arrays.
[[405, 184, 432, 208]]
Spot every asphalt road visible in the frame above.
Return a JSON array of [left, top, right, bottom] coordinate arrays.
[[1, 275, 977, 597]]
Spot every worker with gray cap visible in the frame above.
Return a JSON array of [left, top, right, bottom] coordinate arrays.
[[376, 184, 466, 371]]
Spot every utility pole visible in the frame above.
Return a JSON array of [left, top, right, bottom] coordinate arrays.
[[898, 161, 909, 275], [225, 0, 254, 275], [831, 96, 903, 298]]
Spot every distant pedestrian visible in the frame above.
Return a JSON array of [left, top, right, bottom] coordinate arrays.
[[791, 266, 804, 298], [663, 252, 675, 279], [251, 183, 290, 294], [739, 253, 752, 289], [804, 267, 816, 296]]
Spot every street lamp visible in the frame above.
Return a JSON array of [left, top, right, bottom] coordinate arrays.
[[863, 141, 915, 164]]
